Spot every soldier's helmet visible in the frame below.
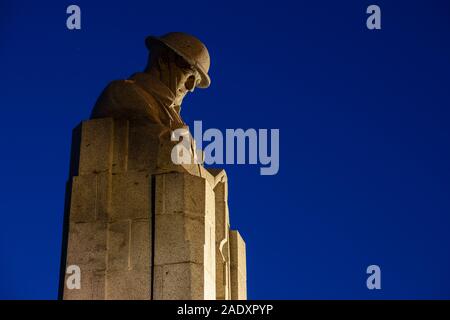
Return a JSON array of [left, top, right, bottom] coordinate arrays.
[[146, 32, 211, 88]]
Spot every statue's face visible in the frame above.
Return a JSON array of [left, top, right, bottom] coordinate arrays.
[[172, 56, 201, 106]]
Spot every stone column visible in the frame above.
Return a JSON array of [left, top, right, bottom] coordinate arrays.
[[61, 118, 153, 300], [230, 230, 247, 300], [152, 172, 216, 299], [211, 171, 231, 300], [60, 118, 246, 300]]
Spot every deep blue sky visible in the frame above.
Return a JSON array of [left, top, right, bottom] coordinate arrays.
[[1, 0, 450, 299]]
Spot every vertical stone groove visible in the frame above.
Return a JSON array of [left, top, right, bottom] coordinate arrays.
[[150, 174, 156, 300]]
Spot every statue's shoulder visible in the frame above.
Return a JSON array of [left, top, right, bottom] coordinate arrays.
[[101, 78, 139, 94], [100, 76, 158, 103], [91, 77, 161, 121]]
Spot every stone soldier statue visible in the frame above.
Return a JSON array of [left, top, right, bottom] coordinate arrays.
[[61, 32, 247, 300], [91, 32, 211, 130]]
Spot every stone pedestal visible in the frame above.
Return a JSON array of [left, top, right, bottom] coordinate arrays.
[[59, 118, 247, 300]]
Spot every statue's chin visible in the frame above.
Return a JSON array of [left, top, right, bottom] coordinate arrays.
[[174, 96, 186, 107]]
